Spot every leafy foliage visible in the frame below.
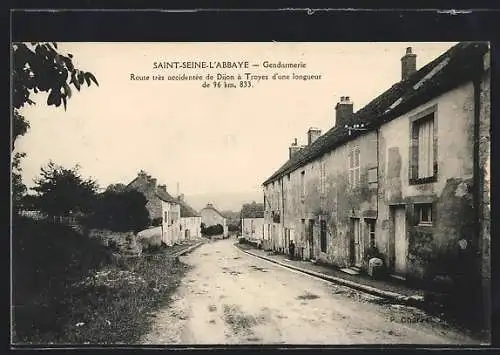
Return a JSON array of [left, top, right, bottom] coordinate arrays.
[[33, 161, 98, 217], [201, 224, 224, 237], [12, 152, 27, 211], [86, 190, 150, 233], [12, 111, 30, 151], [151, 217, 163, 227], [12, 42, 99, 111], [11, 42, 99, 211]]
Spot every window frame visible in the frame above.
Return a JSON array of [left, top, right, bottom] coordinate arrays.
[[320, 159, 327, 195], [415, 203, 433, 226], [300, 170, 306, 199], [367, 167, 378, 189], [409, 105, 438, 185], [348, 146, 361, 188], [365, 218, 376, 248]]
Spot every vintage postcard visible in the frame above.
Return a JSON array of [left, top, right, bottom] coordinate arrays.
[[11, 41, 491, 346]]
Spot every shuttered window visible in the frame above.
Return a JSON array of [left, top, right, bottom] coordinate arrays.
[[320, 160, 326, 195], [417, 118, 434, 178], [410, 110, 437, 183], [348, 147, 360, 187], [300, 171, 305, 198]]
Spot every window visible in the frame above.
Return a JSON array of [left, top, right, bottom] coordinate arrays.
[[320, 160, 327, 195], [164, 211, 168, 221], [287, 174, 290, 181], [300, 171, 305, 198], [415, 203, 433, 225], [411, 111, 436, 182], [320, 220, 327, 252], [368, 167, 378, 189], [366, 219, 376, 248], [348, 147, 360, 187]]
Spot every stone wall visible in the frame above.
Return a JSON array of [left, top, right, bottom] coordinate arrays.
[[88, 229, 142, 256]]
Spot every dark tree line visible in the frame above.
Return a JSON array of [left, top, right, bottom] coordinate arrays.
[[21, 161, 151, 233]]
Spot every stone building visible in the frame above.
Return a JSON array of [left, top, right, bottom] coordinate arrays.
[[177, 194, 202, 241], [241, 202, 265, 241], [200, 203, 228, 238], [262, 42, 491, 302], [127, 171, 181, 246]]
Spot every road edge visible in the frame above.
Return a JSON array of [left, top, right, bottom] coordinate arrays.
[[235, 244, 425, 308], [172, 240, 206, 258]]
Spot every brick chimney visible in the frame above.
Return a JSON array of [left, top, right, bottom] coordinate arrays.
[[335, 96, 354, 128], [158, 184, 167, 193], [149, 178, 157, 188], [178, 193, 185, 201], [289, 138, 302, 159], [401, 46, 417, 81], [307, 127, 322, 146]]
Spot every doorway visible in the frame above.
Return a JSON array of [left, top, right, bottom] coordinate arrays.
[[308, 219, 314, 259], [391, 206, 408, 277], [351, 218, 362, 267]]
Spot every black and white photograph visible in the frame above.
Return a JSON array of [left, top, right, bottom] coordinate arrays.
[[11, 38, 491, 346]]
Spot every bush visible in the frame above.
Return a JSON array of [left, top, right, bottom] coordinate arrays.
[[228, 224, 240, 232], [85, 190, 150, 233], [12, 216, 111, 343], [202, 224, 224, 237], [238, 237, 246, 244], [151, 217, 162, 227]]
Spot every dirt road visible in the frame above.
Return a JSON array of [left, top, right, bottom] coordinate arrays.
[[142, 239, 483, 345]]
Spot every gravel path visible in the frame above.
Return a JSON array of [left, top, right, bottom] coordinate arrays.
[[141, 239, 484, 345]]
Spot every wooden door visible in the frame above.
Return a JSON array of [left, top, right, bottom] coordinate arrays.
[[393, 207, 408, 276], [308, 220, 314, 259], [352, 218, 362, 267]]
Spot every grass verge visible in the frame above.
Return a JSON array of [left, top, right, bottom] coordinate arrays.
[[12, 216, 191, 345]]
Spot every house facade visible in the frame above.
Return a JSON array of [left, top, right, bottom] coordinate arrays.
[[177, 194, 202, 241], [127, 171, 181, 246], [200, 203, 228, 238], [262, 43, 490, 297], [241, 202, 265, 241]]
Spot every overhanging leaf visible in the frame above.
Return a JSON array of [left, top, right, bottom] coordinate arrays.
[[87, 72, 99, 86]]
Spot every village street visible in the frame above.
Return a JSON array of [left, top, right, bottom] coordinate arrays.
[[142, 238, 479, 345]]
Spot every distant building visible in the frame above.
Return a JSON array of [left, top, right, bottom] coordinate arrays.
[[127, 171, 181, 246], [200, 203, 228, 238], [177, 194, 202, 241], [241, 202, 265, 241]]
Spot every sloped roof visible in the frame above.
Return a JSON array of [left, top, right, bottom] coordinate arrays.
[[263, 42, 489, 186], [201, 203, 226, 218], [178, 199, 201, 217], [241, 202, 264, 219], [156, 188, 179, 204]]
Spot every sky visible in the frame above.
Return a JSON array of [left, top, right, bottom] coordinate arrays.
[[15, 42, 457, 205]]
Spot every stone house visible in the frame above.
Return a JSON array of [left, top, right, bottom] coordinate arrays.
[[241, 202, 265, 241], [177, 193, 202, 241], [127, 171, 181, 246], [200, 203, 228, 238], [262, 42, 490, 298]]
